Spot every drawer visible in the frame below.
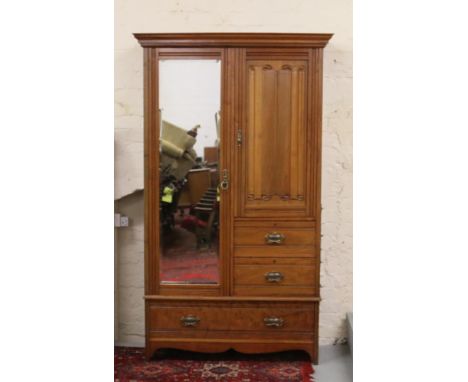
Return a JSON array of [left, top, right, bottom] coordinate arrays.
[[234, 263, 317, 296], [235, 220, 316, 228], [235, 257, 315, 266], [149, 302, 315, 332], [234, 245, 316, 258], [234, 285, 317, 296], [234, 227, 315, 246], [234, 264, 316, 286]]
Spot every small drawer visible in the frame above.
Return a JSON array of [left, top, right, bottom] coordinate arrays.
[[234, 285, 317, 297], [234, 264, 316, 286], [149, 303, 314, 332], [235, 257, 315, 266], [234, 246, 316, 258], [234, 227, 315, 246]]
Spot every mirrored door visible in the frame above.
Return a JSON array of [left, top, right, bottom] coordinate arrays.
[[158, 58, 221, 285]]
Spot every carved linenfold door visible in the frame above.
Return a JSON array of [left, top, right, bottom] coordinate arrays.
[[237, 57, 314, 218]]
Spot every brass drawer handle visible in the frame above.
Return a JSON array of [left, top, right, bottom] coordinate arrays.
[[264, 317, 284, 328], [265, 232, 285, 245], [265, 271, 284, 283], [180, 315, 200, 327]]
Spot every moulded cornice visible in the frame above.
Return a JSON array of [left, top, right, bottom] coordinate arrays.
[[133, 33, 333, 48]]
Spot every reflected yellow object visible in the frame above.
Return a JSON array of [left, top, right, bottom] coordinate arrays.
[[162, 186, 174, 203]]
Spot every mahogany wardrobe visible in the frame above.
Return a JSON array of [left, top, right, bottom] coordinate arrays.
[[134, 33, 332, 364]]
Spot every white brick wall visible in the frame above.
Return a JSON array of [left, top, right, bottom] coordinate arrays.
[[116, 191, 145, 346], [115, 0, 353, 346]]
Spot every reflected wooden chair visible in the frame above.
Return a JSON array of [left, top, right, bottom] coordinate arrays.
[[194, 187, 218, 249]]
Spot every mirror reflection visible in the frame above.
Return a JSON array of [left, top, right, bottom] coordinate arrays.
[[159, 59, 221, 285]]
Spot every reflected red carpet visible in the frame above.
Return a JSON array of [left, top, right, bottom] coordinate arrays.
[[160, 225, 219, 284], [160, 251, 219, 283]]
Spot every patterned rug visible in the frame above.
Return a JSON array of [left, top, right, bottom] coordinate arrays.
[[115, 347, 314, 382]]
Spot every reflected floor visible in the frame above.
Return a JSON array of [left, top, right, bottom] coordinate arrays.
[[161, 224, 219, 284]]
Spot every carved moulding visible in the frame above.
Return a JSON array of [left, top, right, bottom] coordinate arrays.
[[247, 193, 305, 201]]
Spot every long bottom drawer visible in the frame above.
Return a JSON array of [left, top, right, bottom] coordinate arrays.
[[149, 300, 316, 332], [146, 299, 318, 362]]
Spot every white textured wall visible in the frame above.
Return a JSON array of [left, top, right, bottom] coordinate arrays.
[[115, 0, 352, 346]]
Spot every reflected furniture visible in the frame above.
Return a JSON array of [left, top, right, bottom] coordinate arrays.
[[186, 168, 212, 205], [203, 147, 218, 164], [160, 120, 197, 181], [135, 33, 332, 364]]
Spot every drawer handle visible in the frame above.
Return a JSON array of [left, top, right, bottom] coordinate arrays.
[[265, 271, 284, 283], [264, 317, 284, 328], [180, 315, 200, 327], [265, 232, 285, 245]]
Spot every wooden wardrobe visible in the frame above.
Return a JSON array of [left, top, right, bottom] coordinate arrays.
[[134, 33, 332, 364]]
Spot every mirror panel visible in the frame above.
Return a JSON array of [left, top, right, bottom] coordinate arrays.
[[158, 59, 221, 285]]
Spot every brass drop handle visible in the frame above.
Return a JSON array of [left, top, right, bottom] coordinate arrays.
[[265, 232, 285, 245], [264, 317, 284, 328], [180, 315, 200, 327], [220, 169, 229, 190], [265, 271, 284, 283]]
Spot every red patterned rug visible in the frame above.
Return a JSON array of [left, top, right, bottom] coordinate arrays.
[[115, 347, 314, 382]]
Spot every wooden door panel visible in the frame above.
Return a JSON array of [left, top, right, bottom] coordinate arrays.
[[238, 59, 311, 218]]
